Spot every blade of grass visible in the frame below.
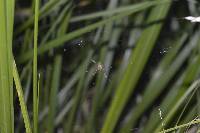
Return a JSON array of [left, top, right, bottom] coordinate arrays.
[[36, 74, 40, 132], [33, 0, 39, 132], [18, 0, 171, 63], [38, 65, 80, 123], [98, 15, 143, 112], [47, 55, 62, 133], [70, 0, 168, 22], [54, 59, 95, 126], [55, 99, 73, 126], [46, 4, 71, 128], [0, 0, 15, 132], [21, 29, 33, 54], [47, 7, 71, 132], [16, 62, 32, 133], [119, 14, 143, 72], [100, 2, 171, 133], [65, 51, 93, 133], [13, 60, 32, 133], [24, 64, 32, 103]]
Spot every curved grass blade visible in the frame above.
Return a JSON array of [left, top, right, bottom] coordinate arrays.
[[13, 60, 32, 133]]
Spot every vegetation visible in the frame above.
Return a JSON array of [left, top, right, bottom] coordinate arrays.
[[0, 0, 200, 132]]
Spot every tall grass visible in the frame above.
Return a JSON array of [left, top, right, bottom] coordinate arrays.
[[1, 0, 200, 132]]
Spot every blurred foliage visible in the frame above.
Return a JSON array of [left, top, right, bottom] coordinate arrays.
[[11, 0, 200, 132]]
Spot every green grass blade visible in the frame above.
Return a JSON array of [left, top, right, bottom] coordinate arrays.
[[47, 7, 71, 132], [100, 2, 171, 133], [48, 55, 62, 133], [70, 0, 169, 22], [0, 0, 15, 132], [33, 0, 39, 132], [13, 60, 32, 133], [38, 63, 80, 123], [65, 51, 93, 133]]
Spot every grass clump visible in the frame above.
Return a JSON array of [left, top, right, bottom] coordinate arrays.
[[1, 0, 200, 133]]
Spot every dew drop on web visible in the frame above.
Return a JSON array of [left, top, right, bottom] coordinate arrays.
[[159, 46, 172, 54]]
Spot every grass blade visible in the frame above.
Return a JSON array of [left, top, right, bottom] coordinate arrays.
[[65, 52, 93, 133], [47, 55, 62, 133], [70, 0, 169, 22], [33, 0, 39, 132], [13, 60, 32, 133], [0, 0, 15, 132]]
